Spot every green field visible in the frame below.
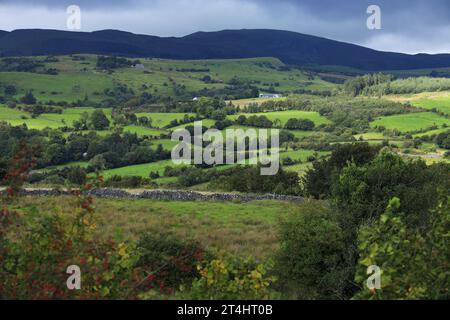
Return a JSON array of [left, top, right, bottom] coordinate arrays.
[[228, 110, 331, 126], [371, 112, 449, 132], [280, 149, 330, 162], [123, 125, 167, 137], [100, 160, 175, 179], [17, 196, 299, 258], [40, 161, 89, 172], [354, 132, 387, 140], [0, 105, 112, 129], [414, 128, 450, 137], [230, 97, 287, 108], [171, 119, 217, 130], [135, 112, 195, 128], [0, 55, 336, 103], [412, 94, 450, 115], [149, 139, 178, 151]]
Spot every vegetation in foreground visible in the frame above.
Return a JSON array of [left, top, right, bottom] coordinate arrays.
[[1, 142, 448, 300]]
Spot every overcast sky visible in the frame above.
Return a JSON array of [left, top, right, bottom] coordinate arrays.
[[1, 0, 449, 54]]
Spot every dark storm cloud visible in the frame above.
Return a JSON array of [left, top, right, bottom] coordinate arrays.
[[1, 0, 449, 53]]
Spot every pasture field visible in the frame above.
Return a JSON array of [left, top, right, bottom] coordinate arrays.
[[224, 126, 320, 140], [100, 160, 175, 179], [354, 132, 387, 140], [228, 110, 331, 126], [384, 91, 450, 115], [230, 97, 287, 108], [96, 146, 324, 180], [39, 161, 89, 171], [123, 125, 167, 137], [280, 150, 330, 162], [370, 112, 449, 132], [135, 112, 195, 128], [149, 139, 179, 151], [1, 71, 114, 103], [413, 95, 450, 115], [414, 128, 450, 137], [0, 55, 336, 103], [15, 196, 300, 258], [171, 119, 216, 130], [0, 105, 112, 129]]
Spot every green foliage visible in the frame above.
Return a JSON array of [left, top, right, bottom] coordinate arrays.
[[179, 256, 279, 300], [332, 152, 449, 228], [343, 73, 392, 96], [303, 143, 380, 199], [213, 165, 301, 195], [367, 76, 450, 95], [435, 130, 450, 149], [353, 196, 450, 299], [96, 56, 132, 70], [136, 233, 206, 291], [284, 118, 315, 131], [275, 202, 351, 299], [89, 109, 110, 130], [20, 91, 37, 105]]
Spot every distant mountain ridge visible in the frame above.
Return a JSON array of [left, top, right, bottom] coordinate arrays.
[[1, 28, 450, 71]]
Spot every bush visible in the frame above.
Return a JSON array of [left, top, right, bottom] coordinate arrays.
[[275, 202, 351, 299], [303, 143, 381, 199], [136, 233, 206, 293], [20, 91, 36, 105], [103, 175, 148, 188], [66, 166, 87, 185], [0, 170, 140, 299], [353, 196, 450, 299], [179, 256, 279, 300], [332, 152, 449, 228]]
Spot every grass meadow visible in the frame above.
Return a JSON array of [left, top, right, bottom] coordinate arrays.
[[15, 196, 302, 258], [370, 112, 449, 132]]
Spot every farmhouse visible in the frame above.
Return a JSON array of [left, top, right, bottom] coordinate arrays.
[[259, 93, 282, 99], [132, 63, 145, 70]]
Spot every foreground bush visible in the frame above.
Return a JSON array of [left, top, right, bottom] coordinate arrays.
[[0, 175, 141, 299], [275, 202, 351, 299], [135, 233, 206, 295], [178, 256, 279, 300], [353, 196, 450, 300]]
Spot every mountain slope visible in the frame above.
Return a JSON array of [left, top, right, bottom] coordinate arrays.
[[1, 28, 450, 71]]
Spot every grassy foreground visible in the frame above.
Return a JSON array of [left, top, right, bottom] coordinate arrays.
[[15, 196, 303, 259]]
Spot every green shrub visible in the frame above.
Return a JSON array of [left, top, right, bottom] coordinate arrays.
[[178, 256, 279, 300], [353, 196, 450, 299], [136, 233, 206, 293], [275, 201, 351, 299]]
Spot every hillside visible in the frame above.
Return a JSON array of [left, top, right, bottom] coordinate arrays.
[[0, 55, 336, 103], [2, 29, 450, 71]]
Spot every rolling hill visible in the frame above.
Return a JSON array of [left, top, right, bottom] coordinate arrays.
[[1, 28, 450, 71]]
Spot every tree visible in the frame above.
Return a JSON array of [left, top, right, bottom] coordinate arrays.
[[284, 118, 315, 131], [275, 202, 351, 299], [44, 143, 67, 165], [89, 110, 110, 130], [89, 154, 106, 171], [138, 116, 151, 127], [4, 85, 17, 96], [353, 196, 450, 300], [20, 91, 36, 105], [332, 152, 448, 229], [66, 167, 87, 185], [303, 143, 381, 199], [435, 131, 450, 149]]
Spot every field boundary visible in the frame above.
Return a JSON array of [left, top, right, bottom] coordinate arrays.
[[1, 188, 304, 203]]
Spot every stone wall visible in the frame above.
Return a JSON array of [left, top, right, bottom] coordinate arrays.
[[3, 188, 304, 203]]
